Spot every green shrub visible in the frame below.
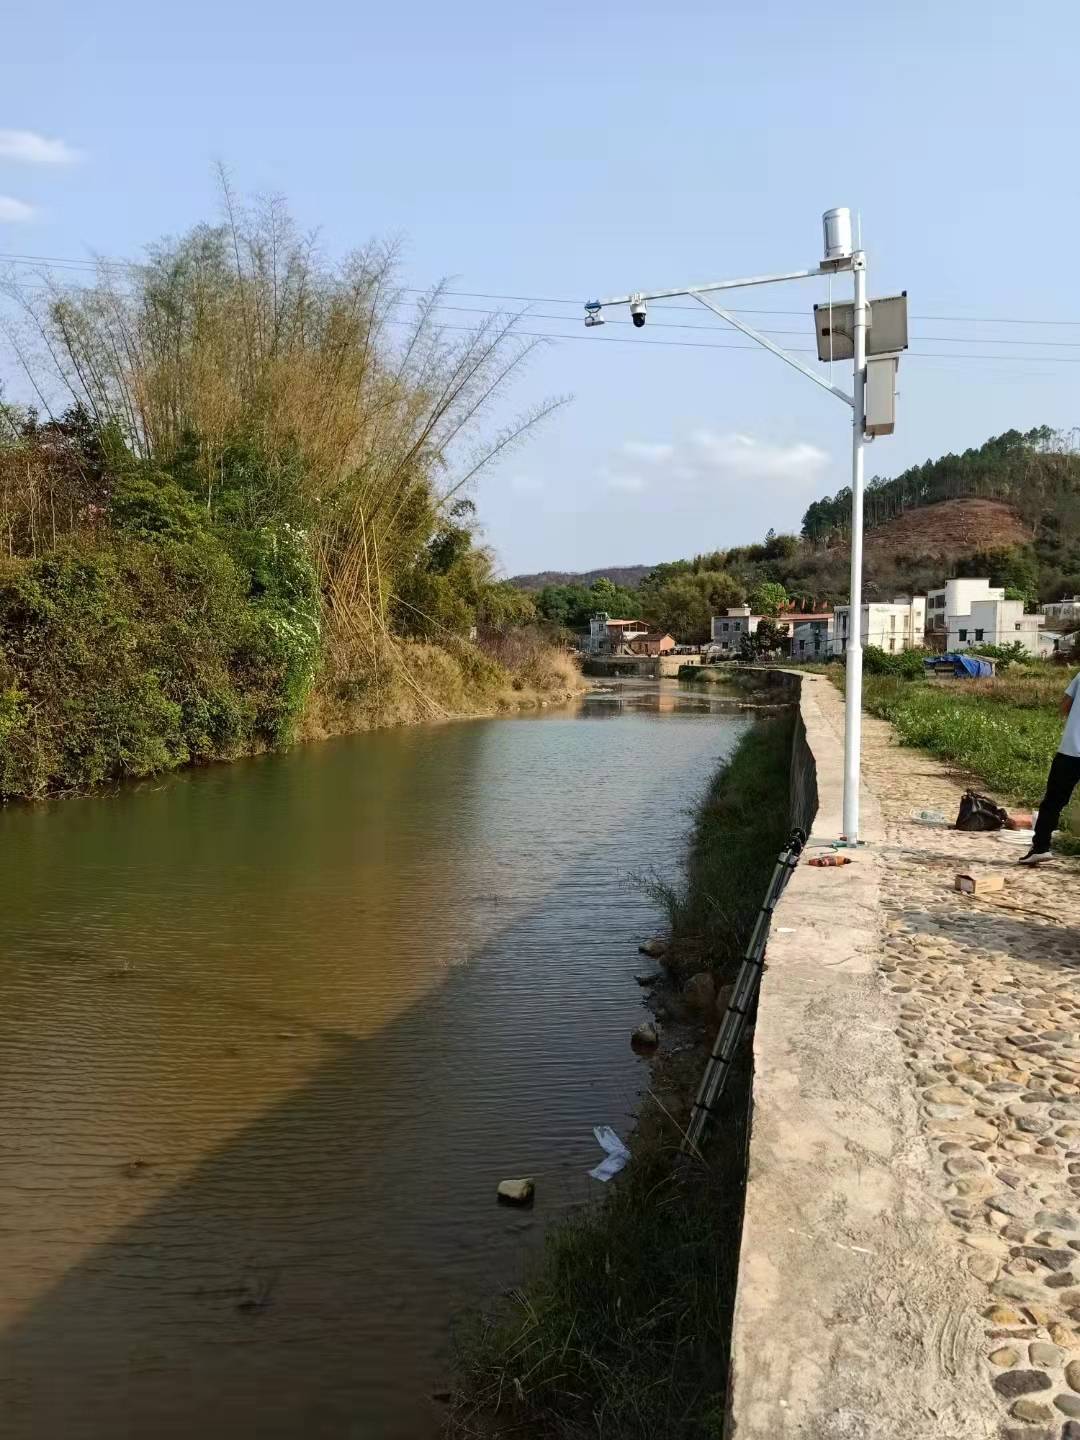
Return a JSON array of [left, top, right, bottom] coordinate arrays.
[[0, 510, 322, 798], [862, 644, 932, 678], [966, 640, 1029, 671]]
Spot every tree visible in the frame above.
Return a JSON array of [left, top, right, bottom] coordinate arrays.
[[749, 581, 789, 617], [641, 569, 743, 643], [753, 618, 785, 655]]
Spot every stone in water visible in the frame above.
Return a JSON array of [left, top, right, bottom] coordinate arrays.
[[497, 1178, 534, 1206]]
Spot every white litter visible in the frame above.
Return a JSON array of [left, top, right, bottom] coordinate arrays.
[[589, 1126, 631, 1182], [997, 829, 1035, 847]]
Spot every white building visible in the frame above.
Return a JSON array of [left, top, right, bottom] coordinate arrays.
[[830, 596, 927, 657], [948, 597, 1046, 656], [708, 606, 761, 657], [1042, 596, 1080, 627], [927, 578, 1004, 635], [929, 577, 1049, 656], [792, 616, 834, 660]]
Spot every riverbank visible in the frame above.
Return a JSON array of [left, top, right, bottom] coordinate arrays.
[[0, 189, 573, 804], [448, 709, 795, 1440]]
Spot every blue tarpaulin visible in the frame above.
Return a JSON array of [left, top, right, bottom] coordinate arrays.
[[924, 652, 993, 678]]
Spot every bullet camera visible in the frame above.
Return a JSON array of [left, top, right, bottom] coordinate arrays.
[[629, 294, 647, 328]]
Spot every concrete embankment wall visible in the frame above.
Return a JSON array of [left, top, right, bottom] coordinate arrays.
[[726, 673, 998, 1438]]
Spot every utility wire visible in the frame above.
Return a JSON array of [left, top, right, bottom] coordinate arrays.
[[1, 248, 1079, 330], [2, 274, 1078, 365]]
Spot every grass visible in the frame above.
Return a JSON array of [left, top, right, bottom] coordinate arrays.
[[860, 671, 1064, 806], [448, 713, 797, 1440], [659, 713, 797, 979]]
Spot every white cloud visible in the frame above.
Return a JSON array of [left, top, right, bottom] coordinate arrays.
[[0, 195, 35, 222], [0, 129, 80, 165], [606, 430, 828, 496], [621, 440, 674, 464]]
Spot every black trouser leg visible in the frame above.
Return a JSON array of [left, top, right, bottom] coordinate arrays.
[[1033, 752, 1080, 851]]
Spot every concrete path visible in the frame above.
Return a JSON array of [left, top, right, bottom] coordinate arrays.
[[818, 678, 1080, 1439]]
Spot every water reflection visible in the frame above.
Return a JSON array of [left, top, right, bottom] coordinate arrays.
[[0, 693, 748, 1438]]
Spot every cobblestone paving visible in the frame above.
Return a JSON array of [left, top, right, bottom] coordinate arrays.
[[823, 690, 1080, 1440]]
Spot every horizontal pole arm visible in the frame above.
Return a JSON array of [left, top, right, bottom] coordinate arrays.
[[691, 292, 854, 408], [594, 261, 849, 309]]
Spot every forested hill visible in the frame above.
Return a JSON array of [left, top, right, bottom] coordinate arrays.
[[510, 564, 652, 592], [801, 427, 1080, 542], [521, 427, 1080, 643]]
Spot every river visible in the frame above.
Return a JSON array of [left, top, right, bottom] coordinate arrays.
[[0, 681, 750, 1439]]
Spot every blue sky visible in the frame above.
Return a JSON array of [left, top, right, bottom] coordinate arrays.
[[1, 0, 1077, 574]]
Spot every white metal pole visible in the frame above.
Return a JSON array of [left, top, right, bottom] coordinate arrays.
[[842, 251, 868, 842]]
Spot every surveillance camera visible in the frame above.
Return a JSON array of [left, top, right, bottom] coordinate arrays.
[[630, 293, 646, 328]]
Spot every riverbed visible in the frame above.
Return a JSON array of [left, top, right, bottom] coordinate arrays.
[[0, 682, 750, 1439]]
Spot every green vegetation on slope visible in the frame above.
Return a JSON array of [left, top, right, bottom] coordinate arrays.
[[450, 714, 795, 1440], [0, 186, 575, 799], [861, 671, 1063, 807]]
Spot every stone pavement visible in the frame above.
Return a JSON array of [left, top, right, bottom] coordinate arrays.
[[820, 681, 1080, 1440]]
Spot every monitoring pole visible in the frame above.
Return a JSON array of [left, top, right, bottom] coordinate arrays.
[[584, 208, 898, 845], [843, 251, 868, 843]]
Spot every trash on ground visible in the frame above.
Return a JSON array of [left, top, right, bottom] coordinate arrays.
[[955, 869, 1005, 896], [910, 808, 948, 825], [589, 1126, 631, 1183], [497, 1177, 535, 1205], [955, 790, 1008, 831], [809, 854, 853, 867], [998, 828, 1035, 847], [1004, 811, 1035, 830]]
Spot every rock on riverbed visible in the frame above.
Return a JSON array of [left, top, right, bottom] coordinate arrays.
[[497, 1178, 534, 1205]]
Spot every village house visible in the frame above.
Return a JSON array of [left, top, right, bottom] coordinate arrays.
[[791, 615, 835, 660], [627, 631, 676, 656], [1042, 595, 1080, 627], [830, 596, 927, 657], [585, 612, 650, 655], [706, 606, 760, 658]]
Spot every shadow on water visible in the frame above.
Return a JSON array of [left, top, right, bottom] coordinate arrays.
[[0, 693, 749, 1439]]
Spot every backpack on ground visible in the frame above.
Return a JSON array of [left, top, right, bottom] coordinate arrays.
[[954, 790, 1008, 832]]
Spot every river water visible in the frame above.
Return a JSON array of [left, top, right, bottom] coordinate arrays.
[[0, 681, 749, 1439]]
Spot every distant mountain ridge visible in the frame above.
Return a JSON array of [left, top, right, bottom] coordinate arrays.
[[510, 564, 653, 592]]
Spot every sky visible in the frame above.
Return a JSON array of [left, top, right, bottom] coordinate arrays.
[[1, 0, 1078, 575]]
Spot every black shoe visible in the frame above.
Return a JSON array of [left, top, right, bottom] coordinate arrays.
[[1018, 847, 1052, 866]]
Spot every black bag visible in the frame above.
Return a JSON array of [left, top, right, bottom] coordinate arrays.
[[955, 790, 1008, 832]]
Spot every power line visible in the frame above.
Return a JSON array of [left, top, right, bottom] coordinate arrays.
[[4, 275, 1080, 363], [2, 248, 1080, 330], [2, 277, 1079, 365]]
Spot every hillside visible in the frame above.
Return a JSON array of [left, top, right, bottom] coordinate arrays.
[[510, 564, 652, 592], [862, 498, 1030, 562]]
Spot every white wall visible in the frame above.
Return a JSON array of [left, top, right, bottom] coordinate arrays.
[[830, 601, 925, 656], [949, 597, 1043, 655]]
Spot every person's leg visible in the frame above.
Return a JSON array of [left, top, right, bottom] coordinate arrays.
[[1032, 752, 1080, 851]]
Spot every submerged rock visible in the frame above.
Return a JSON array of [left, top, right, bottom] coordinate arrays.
[[638, 937, 668, 959], [496, 1178, 535, 1206], [632, 1022, 659, 1049]]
